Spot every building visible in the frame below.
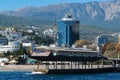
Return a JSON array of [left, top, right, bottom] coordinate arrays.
[[57, 13, 79, 47], [43, 28, 54, 37], [0, 30, 6, 36], [6, 31, 22, 41], [118, 35, 120, 42], [0, 58, 9, 63], [30, 49, 109, 74], [5, 28, 16, 32], [27, 29, 34, 34], [95, 35, 108, 46], [0, 38, 8, 45], [22, 41, 35, 52], [0, 41, 20, 53]]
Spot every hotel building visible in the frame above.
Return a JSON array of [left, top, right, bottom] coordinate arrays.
[[57, 13, 79, 47]]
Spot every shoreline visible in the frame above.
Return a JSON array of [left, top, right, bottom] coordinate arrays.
[[0, 64, 114, 71], [0, 65, 38, 72]]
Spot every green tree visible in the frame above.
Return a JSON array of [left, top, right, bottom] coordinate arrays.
[[18, 44, 27, 55], [27, 47, 32, 55], [6, 51, 11, 57]]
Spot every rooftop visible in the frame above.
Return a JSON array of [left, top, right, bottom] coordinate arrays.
[[62, 13, 74, 21]]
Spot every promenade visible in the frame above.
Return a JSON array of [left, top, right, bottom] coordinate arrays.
[[0, 65, 37, 71], [0, 64, 114, 71]]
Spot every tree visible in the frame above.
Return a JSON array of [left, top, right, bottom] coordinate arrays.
[[27, 47, 32, 55], [75, 40, 89, 47], [115, 43, 120, 58], [103, 42, 118, 58], [102, 42, 116, 54], [40, 36, 54, 46], [0, 53, 6, 58], [18, 44, 27, 55], [6, 51, 11, 57], [115, 43, 120, 52]]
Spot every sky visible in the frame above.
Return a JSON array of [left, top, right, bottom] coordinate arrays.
[[0, 0, 113, 11]]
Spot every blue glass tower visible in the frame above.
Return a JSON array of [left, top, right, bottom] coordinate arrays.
[[57, 13, 79, 47], [95, 35, 108, 46]]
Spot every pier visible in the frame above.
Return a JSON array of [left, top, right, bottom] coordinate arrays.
[[29, 48, 120, 74]]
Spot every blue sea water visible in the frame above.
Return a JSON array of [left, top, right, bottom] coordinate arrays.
[[0, 71, 120, 80]]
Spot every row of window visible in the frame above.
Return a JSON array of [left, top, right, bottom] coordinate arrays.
[[0, 50, 17, 53], [0, 46, 19, 49]]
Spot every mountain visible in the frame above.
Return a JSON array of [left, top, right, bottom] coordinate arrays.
[[0, 0, 120, 30], [0, 14, 52, 27]]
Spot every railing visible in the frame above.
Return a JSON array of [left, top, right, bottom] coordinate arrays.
[[37, 62, 114, 70]]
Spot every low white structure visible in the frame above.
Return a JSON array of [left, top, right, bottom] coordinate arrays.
[[0, 41, 20, 53], [27, 29, 34, 33], [43, 28, 54, 37], [22, 42, 35, 51], [0, 58, 8, 63], [5, 28, 16, 32]]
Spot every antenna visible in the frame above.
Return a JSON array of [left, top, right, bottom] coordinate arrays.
[[69, 9, 72, 15], [54, 18, 57, 33], [54, 18, 58, 46]]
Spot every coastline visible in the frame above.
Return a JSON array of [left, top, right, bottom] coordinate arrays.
[[0, 64, 114, 71], [0, 65, 38, 72]]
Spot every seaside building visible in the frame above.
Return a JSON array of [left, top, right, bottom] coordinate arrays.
[[0, 41, 20, 53], [95, 35, 108, 46], [30, 48, 111, 74], [57, 13, 79, 47]]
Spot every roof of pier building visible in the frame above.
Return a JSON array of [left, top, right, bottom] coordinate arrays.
[[30, 50, 107, 62]]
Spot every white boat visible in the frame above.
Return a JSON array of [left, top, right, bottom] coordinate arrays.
[[32, 71, 45, 74]]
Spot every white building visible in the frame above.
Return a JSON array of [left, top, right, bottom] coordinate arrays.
[[43, 28, 54, 37], [27, 29, 34, 33], [22, 42, 35, 52], [5, 28, 16, 32], [0, 41, 20, 53], [0, 58, 9, 63], [118, 35, 120, 42]]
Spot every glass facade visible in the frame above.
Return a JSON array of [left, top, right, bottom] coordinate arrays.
[[57, 20, 79, 47], [95, 35, 108, 46]]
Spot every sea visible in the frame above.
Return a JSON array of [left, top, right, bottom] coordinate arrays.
[[0, 71, 120, 80]]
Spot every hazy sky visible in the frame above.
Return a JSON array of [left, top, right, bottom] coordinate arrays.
[[0, 0, 113, 10]]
